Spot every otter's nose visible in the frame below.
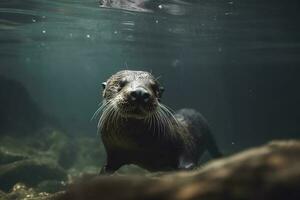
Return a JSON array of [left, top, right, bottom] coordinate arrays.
[[130, 88, 150, 103]]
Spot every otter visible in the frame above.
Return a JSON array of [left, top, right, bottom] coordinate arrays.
[[95, 70, 222, 174]]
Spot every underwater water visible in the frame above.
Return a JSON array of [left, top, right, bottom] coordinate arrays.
[[0, 1, 300, 195], [1, 0, 299, 149], [1, 0, 300, 145]]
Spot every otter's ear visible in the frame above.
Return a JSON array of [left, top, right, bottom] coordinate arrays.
[[101, 82, 107, 89]]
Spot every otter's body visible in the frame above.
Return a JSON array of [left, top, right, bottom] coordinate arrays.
[[97, 70, 222, 173]]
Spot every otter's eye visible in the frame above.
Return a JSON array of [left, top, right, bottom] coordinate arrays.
[[119, 79, 127, 88], [158, 86, 165, 97], [151, 84, 164, 98]]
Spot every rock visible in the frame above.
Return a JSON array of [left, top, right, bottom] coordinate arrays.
[[0, 159, 67, 192], [51, 140, 300, 200], [116, 164, 149, 175], [0, 129, 105, 193], [36, 180, 66, 194], [0, 148, 28, 165], [0, 183, 51, 200], [0, 190, 7, 199]]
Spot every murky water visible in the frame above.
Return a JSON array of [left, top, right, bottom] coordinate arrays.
[[1, 0, 300, 151]]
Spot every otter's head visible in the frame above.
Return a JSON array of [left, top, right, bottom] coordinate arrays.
[[101, 70, 164, 119]]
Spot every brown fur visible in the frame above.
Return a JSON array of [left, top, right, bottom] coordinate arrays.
[[97, 70, 222, 174]]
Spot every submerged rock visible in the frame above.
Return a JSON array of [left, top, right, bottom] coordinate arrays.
[[51, 140, 300, 200], [0, 149, 28, 165], [0, 159, 67, 192], [0, 129, 104, 194], [36, 180, 67, 194], [0, 183, 51, 200]]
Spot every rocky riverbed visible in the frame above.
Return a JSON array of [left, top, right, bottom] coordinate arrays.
[[0, 131, 299, 200], [0, 128, 105, 199]]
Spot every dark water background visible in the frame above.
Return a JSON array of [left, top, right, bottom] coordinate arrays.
[[0, 0, 300, 152]]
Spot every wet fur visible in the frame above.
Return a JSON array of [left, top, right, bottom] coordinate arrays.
[[96, 70, 222, 173]]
